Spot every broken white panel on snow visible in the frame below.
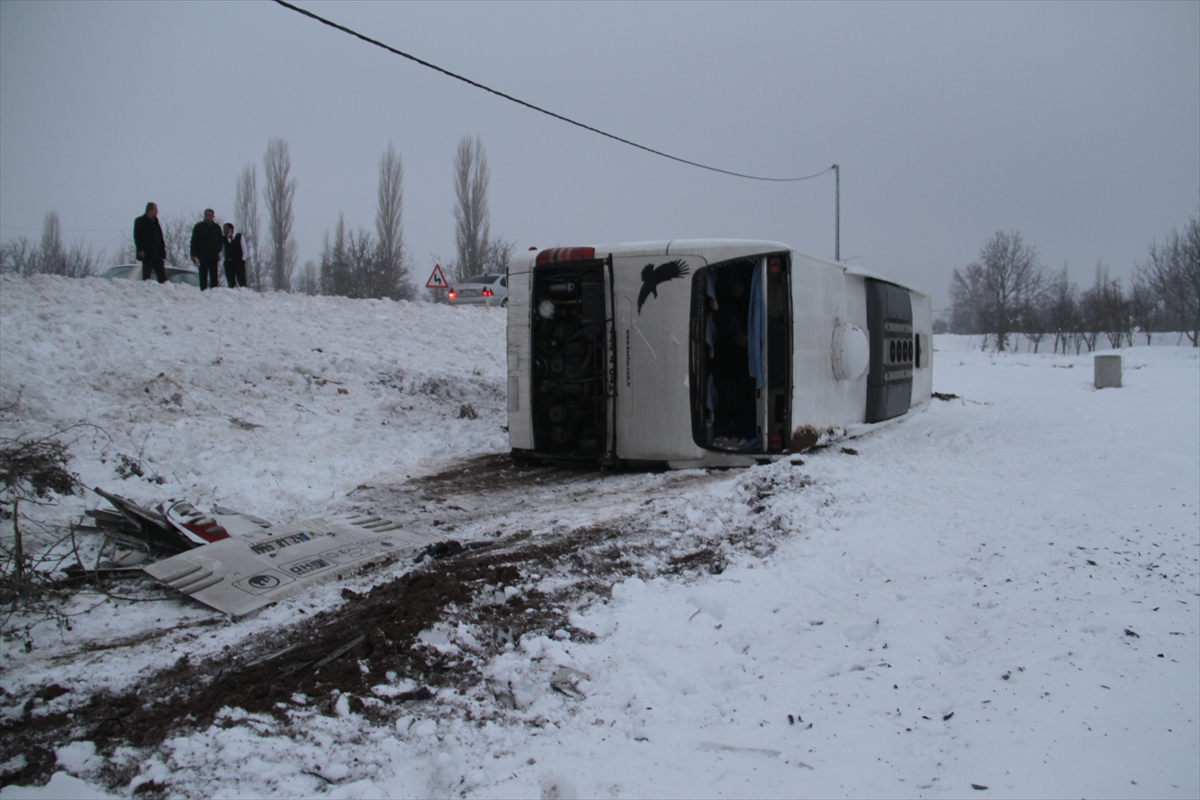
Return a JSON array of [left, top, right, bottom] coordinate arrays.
[[143, 515, 438, 617]]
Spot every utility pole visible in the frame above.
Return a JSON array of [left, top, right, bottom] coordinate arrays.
[[832, 163, 840, 262]]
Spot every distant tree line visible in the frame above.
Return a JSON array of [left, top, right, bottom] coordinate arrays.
[[313, 141, 412, 301], [1, 134, 516, 302], [950, 218, 1199, 351], [0, 211, 104, 278], [0, 208, 228, 281]]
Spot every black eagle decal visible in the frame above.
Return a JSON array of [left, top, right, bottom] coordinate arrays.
[[636, 259, 689, 313]]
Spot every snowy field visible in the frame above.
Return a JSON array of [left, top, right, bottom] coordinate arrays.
[[1, 274, 1197, 799]]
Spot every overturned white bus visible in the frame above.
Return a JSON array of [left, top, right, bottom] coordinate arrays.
[[506, 240, 932, 468]]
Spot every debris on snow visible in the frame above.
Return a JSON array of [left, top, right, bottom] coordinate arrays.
[[143, 513, 438, 616], [549, 666, 590, 699], [413, 539, 491, 563], [77, 489, 483, 617]]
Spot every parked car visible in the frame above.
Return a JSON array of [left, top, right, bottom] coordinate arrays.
[[100, 263, 201, 287], [448, 273, 508, 307]]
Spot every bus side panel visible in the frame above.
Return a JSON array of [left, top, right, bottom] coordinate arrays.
[[789, 253, 870, 432], [612, 254, 705, 462], [506, 259, 534, 450], [910, 290, 933, 407]]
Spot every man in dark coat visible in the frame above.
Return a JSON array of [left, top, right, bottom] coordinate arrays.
[[133, 202, 166, 283], [222, 223, 248, 288], [190, 208, 224, 290]]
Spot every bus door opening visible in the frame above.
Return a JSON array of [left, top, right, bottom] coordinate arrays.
[[690, 253, 791, 453]]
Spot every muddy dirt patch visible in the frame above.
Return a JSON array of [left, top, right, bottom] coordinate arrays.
[[2, 458, 801, 792]]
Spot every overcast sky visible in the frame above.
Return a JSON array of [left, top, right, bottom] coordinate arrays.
[[2, 0, 1197, 309]]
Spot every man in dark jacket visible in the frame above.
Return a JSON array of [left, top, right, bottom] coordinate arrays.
[[190, 208, 224, 290], [133, 202, 166, 283], [222, 222, 248, 288]]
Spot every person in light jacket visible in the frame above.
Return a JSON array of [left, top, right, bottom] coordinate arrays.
[[133, 202, 166, 283]]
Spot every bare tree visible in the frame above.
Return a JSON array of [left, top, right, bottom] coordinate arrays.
[[234, 164, 264, 291], [321, 219, 387, 300], [161, 214, 194, 270], [1139, 215, 1200, 347], [112, 232, 137, 265], [60, 242, 102, 279], [481, 237, 515, 275], [1076, 274, 1105, 353], [320, 214, 350, 297], [1129, 277, 1163, 345], [312, 141, 416, 303], [295, 259, 320, 296], [374, 142, 413, 300], [1088, 264, 1130, 349], [0, 237, 37, 276], [39, 212, 65, 274], [949, 264, 984, 336], [1045, 265, 1078, 354], [1021, 295, 1049, 353], [452, 135, 490, 282], [950, 230, 1045, 352], [346, 227, 378, 299], [263, 138, 297, 292]]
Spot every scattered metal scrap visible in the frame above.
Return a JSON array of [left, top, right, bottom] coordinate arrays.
[[144, 514, 437, 617], [81, 488, 272, 550], [77, 488, 445, 617]]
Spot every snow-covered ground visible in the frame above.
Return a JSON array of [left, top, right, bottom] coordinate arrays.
[[1, 274, 1197, 799]]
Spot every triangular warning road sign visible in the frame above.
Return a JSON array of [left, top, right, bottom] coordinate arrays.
[[425, 264, 449, 290]]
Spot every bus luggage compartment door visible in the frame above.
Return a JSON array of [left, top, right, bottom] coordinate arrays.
[[865, 279, 914, 423], [529, 260, 609, 457]]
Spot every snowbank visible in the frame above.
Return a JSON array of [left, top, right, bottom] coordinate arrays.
[[1, 276, 1196, 798], [1, 274, 508, 525]]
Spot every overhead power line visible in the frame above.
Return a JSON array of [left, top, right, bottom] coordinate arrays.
[[274, 0, 831, 183], [1, 225, 122, 233]]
